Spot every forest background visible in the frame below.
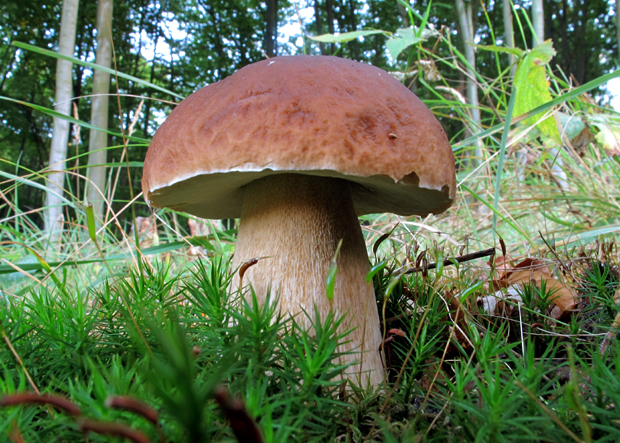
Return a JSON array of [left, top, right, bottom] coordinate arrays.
[[1, 0, 619, 235]]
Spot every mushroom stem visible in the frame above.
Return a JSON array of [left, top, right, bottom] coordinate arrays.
[[232, 173, 385, 388]]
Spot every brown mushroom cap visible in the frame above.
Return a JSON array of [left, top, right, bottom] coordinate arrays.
[[142, 55, 456, 219]]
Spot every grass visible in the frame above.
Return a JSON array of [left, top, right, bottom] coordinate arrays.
[[2, 226, 620, 441], [3, 7, 620, 442]]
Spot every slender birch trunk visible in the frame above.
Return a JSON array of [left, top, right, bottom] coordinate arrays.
[[532, 0, 544, 47], [503, 0, 516, 77], [264, 0, 278, 57], [314, 0, 325, 54], [455, 0, 482, 165], [325, 0, 335, 54], [532, 0, 565, 190], [46, 0, 79, 249], [87, 0, 113, 224], [617, 0, 620, 63]]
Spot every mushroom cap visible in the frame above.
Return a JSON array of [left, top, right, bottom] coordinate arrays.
[[142, 55, 456, 219]]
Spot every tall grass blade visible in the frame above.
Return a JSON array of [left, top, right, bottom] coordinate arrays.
[[455, 69, 620, 150], [12, 41, 184, 100], [460, 184, 533, 244], [493, 85, 518, 230], [0, 239, 210, 275], [325, 239, 343, 301], [0, 96, 149, 143]]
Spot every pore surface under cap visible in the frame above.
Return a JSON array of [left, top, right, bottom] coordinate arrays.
[[142, 55, 456, 219]]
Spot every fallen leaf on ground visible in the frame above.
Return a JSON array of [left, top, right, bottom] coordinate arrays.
[[483, 258, 578, 320]]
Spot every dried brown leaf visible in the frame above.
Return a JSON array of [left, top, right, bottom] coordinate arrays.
[[496, 258, 578, 319]]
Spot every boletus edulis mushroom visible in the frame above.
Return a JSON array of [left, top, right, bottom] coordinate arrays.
[[142, 56, 456, 388]]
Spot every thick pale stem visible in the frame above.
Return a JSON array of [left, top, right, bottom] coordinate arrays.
[[232, 174, 385, 387]]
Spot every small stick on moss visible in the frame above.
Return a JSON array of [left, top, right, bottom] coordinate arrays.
[[404, 247, 495, 274], [106, 396, 166, 443], [106, 396, 158, 425], [0, 392, 81, 417], [213, 385, 263, 443], [79, 418, 150, 443]]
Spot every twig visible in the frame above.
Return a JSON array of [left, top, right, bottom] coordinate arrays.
[[106, 395, 167, 443], [213, 385, 263, 443], [106, 395, 158, 424], [79, 418, 150, 443], [404, 247, 495, 274], [0, 392, 80, 416]]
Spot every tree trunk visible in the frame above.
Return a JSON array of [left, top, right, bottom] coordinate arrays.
[[532, 0, 565, 189], [264, 0, 278, 57], [617, 0, 620, 64], [314, 0, 326, 54], [396, 2, 409, 26], [46, 0, 79, 248], [143, 5, 162, 135], [203, 0, 227, 76], [532, 0, 544, 47], [502, 0, 516, 77], [574, 0, 589, 84], [347, 0, 360, 59], [371, 0, 382, 66], [325, 0, 335, 54], [0, 47, 17, 93], [455, 0, 482, 164], [86, 0, 113, 224]]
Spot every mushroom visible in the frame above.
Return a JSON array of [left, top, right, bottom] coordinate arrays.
[[142, 56, 456, 388]]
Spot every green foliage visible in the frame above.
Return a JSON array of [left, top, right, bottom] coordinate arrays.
[[0, 258, 358, 441], [513, 41, 561, 142]]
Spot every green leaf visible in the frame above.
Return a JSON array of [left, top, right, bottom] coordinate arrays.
[[86, 204, 98, 244], [595, 126, 620, 153], [513, 41, 560, 142], [557, 112, 586, 140], [366, 260, 388, 284], [386, 38, 411, 60], [434, 250, 445, 279], [590, 114, 620, 154], [384, 276, 401, 301], [310, 30, 387, 43], [454, 68, 620, 151], [474, 44, 524, 57], [372, 224, 398, 258], [325, 239, 343, 302], [528, 41, 556, 64], [386, 28, 424, 60]]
